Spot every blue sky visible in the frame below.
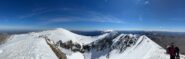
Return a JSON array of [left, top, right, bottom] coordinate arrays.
[[0, 0, 185, 32]]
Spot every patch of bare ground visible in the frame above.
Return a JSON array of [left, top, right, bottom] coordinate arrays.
[[0, 33, 10, 44], [147, 33, 185, 55]]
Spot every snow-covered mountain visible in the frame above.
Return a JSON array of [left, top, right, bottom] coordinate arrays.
[[0, 28, 184, 59]]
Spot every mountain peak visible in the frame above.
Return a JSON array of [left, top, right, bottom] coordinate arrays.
[[102, 29, 115, 33], [54, 28, 71, 32]]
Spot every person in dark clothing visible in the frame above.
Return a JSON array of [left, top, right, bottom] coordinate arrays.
[[175, 47, 180, 57], [168, 44, 176, 59], [166, 45, 170, 54]]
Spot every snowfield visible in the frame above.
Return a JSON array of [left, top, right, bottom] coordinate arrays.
[[36, 28, 109, 45], [0, 28, 184, 59], [67, 52, 84, 59], [0, 34, 58, 59], [98, 35, 181, 59]]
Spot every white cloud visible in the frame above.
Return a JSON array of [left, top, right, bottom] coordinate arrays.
[[43, 11, 125, 24], [17, 7, 125, 24], [136, 0, 150, 5], [144, 0, 150, 5], [18, 8, 50, 19]]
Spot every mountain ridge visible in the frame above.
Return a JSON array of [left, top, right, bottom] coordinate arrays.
[[0, 28, 184, 59]]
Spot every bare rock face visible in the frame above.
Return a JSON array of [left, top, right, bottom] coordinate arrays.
[[0, 33, 9, 44]]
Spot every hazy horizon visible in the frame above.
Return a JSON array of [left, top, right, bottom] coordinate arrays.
[[1, 28, 185, 34]]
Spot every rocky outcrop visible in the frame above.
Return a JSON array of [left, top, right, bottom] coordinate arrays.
[[42, 35, 67, 59]]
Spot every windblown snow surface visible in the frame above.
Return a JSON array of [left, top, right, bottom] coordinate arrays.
[[0, 28, 184, 59], [0, 34, 58, 59]]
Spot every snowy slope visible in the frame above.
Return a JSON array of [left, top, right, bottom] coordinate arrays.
[[0, 28, 184, 59], [99, 35, 168, 59], [96, 35, 185, 59], [0, 34, 58, 59], [47, 28, 184, 59], [36, 28, 109, 45], [67, 52, 84, 59], [0, 28, 109, 59]]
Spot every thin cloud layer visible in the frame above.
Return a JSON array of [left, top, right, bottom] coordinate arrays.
[[41, 10, 125, 24]]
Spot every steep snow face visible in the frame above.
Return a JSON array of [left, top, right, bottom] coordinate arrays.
[[35, 28, 109, 45], [102, 29, 115, 33], [97, 35, 185, 59], [0, 28, 110, 59], [98, 35, 164, 59], [0, 34, 58, 59]]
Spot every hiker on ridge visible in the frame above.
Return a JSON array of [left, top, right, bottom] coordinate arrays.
[[168, 43, 176, 59]]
